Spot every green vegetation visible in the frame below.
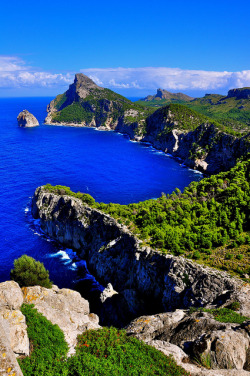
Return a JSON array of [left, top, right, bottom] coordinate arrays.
[[19, 304, 68, 376], [20, 304, 189, 376], [137, 91, 250, 134], [10, 255, 52, 288], [52, 87, 154, 131], [44, 156, 250, 280], [189, 306, 249, 324], [136, 98, 189, 108]]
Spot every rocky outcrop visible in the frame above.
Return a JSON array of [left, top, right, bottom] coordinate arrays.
[[31, 187, 248, 326], [141, 89, 194, 102], [125, 309, 250, 374], [144, 109, 250, 174], [227, 88, 250, 100], [17, 110, 39, 127], [0, 280, 100, 370]]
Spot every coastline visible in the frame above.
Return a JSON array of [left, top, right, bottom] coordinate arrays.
[[44, 119, 205, 175]]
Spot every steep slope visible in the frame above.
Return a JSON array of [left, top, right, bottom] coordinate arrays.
[[138, 88, 193, 104], [31, 183, 248, 320], [45, 73, 153, 137], [143, 103, 250, 173]]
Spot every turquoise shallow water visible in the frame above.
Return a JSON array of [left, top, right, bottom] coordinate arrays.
[[0, 97, 202, 289]]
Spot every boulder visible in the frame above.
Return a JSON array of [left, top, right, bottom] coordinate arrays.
[[193, 329, 250, 370], [17, 110, 39, 127], [0, 281, 23, 310]]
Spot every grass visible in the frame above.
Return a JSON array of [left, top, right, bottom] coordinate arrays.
[[189, 306, 249, 324]]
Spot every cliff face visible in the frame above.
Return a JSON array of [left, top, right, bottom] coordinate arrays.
[[31, 187, 247, 319], [227, 87, 250, 100], [144, 109, 250, 173]]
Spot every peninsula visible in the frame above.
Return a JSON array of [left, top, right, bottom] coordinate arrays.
[[45, 74, 250, 174]]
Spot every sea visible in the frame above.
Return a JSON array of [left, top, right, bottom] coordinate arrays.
[[0, 97, 202, 293]]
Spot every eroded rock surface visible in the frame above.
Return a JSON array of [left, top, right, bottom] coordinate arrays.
[[126, 309, 250, 373], [17, 110, 39, 127]]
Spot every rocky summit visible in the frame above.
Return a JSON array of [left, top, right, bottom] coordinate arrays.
[[17, 110, 39, 127]]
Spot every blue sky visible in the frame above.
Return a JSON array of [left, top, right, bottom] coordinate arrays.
[[0, 0, 250, 97]]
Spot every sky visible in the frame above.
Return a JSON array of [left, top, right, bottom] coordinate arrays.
[[0, 0, 250, 97]]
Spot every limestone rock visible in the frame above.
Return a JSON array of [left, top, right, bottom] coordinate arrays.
[[126, 310, 185, 342], [147, 340, 188, 363], [0, 309, 29, 357], [17, 110, 39, 127], [100, 283, 118, 303], [0, 316, 23, 376], [22, 285, 100, 354], [193, 329, 250, 370], [0, 281, 23, 310]]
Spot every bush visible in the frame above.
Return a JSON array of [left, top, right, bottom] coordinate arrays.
[[10, 255, 52, 288]]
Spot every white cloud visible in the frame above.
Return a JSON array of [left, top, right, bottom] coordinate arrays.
[[81, 67, 250, 93], [0, 56, 73, 88], [0, 56, 250, 94]]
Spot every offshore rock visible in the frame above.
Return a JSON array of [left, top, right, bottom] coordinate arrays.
[[17, 110, 39, 127], [31, 187, 247, 322]]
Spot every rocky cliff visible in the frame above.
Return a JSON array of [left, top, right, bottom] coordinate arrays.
[[143, 107, 250, 173], [0, 280, 100, 376], [31, 187, 249, 326], [227, 87, 250, 100]]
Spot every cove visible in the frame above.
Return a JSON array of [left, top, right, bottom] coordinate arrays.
[[0, 97, 202, 289]]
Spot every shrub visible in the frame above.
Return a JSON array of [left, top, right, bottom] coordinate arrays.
[[10, 255, 52, 288]]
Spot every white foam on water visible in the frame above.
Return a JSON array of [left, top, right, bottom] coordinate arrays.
[[24, 207, 29, 213], [57, 250, 71, 260]]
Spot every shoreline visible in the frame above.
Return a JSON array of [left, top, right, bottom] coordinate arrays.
[[44, 119, 205, 176]]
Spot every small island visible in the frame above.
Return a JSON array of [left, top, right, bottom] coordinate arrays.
[[17, 110, 39, 127]]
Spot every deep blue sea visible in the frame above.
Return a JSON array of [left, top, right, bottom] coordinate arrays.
[[0, 97, 202, 290]]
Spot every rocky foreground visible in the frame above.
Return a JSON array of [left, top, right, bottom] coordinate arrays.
[[0, 280, 249, 376]]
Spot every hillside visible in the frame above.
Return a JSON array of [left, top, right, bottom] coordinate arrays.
[[45, 73, 154, 137], [136, 87, 250, 132]]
